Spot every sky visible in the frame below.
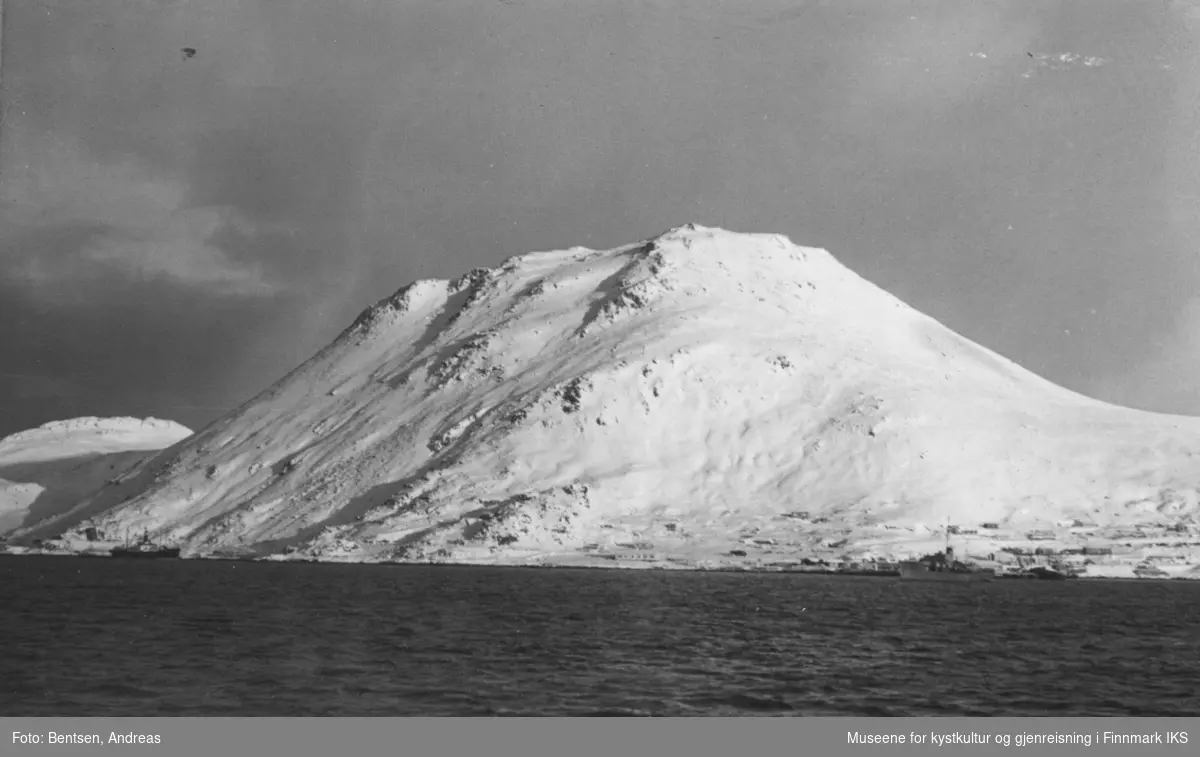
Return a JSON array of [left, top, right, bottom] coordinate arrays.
[[1, 0, 1198, 437]]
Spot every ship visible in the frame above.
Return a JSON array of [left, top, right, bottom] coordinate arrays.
[[1133, 563, 1170, 579], [899, 554, 995, 582], [1026, 565, 1073, 580], [997, 561, 1079, 580], [899, 522, 994, 581], [110, 528, 181, 559]]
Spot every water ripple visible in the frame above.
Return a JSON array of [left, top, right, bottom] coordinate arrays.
[[2, 558, 1199, 715]]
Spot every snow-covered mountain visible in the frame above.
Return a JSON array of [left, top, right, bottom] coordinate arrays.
[[13, 226, 1200, 570], [0, 417, 192, 535]]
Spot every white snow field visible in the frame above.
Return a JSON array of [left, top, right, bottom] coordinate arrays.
[[11, 227, 1200, 574]]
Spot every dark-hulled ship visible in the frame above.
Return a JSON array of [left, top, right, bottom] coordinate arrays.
[[899, 545, 994, 582], [110, 529, 181, 559]]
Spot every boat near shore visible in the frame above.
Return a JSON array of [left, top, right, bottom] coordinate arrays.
[[898, 526, 994, 581], [898, 557, 994, 582], [110, 529, 181, 559], [1133, 563, 1170, 579], [998, 565, 1076, 580]]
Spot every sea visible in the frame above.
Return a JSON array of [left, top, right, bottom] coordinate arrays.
[[3, 556, 1198, 717]]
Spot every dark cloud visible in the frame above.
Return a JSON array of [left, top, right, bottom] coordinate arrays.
[[0, 268, 279, 433], [186, 85, 372, 233], [0, 0, 390, 436], [2, 0, 1199, 438]]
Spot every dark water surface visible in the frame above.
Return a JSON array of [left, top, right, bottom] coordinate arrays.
[[3, 556, 1199, 716]]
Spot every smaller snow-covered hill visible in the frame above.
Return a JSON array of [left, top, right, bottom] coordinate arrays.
[[0, 417, 192, 535]]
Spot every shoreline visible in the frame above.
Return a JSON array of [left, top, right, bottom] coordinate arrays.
[[3, 549, 1197, 582]]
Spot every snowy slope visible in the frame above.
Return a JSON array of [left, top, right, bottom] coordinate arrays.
[[13, 226, 1200, 567], [0, 417, 192, 535]]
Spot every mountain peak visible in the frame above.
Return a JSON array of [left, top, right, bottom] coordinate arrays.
[[13, 230, 1200, 573]]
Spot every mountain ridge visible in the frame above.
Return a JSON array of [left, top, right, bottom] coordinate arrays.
[[11, 226, 1200, 575]]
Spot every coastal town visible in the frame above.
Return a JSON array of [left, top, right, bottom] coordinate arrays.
[[7, 515, 1198, 581]]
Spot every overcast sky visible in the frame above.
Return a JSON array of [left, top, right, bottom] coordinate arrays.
[[2, 0, 1199, 436]]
